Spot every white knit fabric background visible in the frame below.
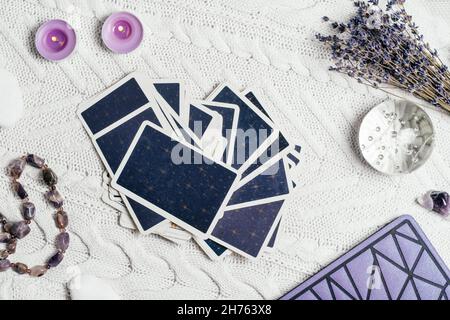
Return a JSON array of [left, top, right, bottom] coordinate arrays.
[[0, 0, 449, 300]]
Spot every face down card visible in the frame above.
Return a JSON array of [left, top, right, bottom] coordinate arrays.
[[112, 121, 240, 238], [208, 84, 279, 172], [78, 73, 172, 234]]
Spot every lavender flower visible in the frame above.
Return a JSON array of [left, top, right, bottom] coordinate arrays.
[[317, 0, 450, 112]]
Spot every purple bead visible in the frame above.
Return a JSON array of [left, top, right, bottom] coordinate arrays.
[[56, 211, 68, 229], [8, 159, 25, 178], [3, 223, 12, 233], [55, 232, 70, 252], [0, 233, 11, 243], [46, 189, 64, 208], [47, 252, 64, 268], [10, 221, 31, 239], [26, 154, 45, 168], [14, 182, 28, 200], [22, 202, 36, 220], [0, 259, 11, 272], [43, 168, 58, 186]]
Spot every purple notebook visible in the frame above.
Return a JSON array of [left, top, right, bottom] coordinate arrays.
[[281, 215, 450, 300]]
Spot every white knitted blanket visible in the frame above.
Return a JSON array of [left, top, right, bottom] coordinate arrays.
[[0, 0, 449, 300]]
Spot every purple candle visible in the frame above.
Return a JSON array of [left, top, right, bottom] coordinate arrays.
[[35, 20, 77, 61], [102, 12, 143, 54]]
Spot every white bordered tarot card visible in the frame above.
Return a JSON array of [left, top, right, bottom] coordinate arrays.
[[77, 72, 175, 234], [226, 157, 293, 210], [186, 102, 224, 151], [208, 196, 287, 259], [194, 237, 231, 261], [111, 121, 241, 239], [78, 72, 171, 137], [207, 83, 280, 173], [198, 101, 240, 166]]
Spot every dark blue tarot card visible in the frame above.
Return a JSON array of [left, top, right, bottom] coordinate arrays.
[[80, 78, 149, 135], [227, 159, 290, 206], [114, 123, 239, 235], [209, 85, 274, 169], [211, 200, 285, 258], [154, 82, 182, 116]]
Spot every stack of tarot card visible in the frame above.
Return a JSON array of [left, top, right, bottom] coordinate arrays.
[[78, 73, 301, 260]]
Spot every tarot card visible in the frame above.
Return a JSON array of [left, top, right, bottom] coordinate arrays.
[[209, 198, 286, 259], [280, 215, 450, 300], [237, 88, 298, 184], [199, 101, 240, 166], [77, 73, 173, 234], [78, 73, 168, 136], [265, 220, 281, 252], [208, 84, 279, 171], [152, 80, 185, 119], [187, 103, 223, 149], [226, 158, 292, 209], [112, 121, 240, 238], [195, 238, 230, 261]]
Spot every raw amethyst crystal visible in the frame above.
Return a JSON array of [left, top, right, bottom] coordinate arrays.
[[8, 158, 25, 178], [10, 221, 31, 239], [0, 259, 11, 272], [47, 252, 64, 268], [26, 154, 45, 168], [22, 202, 36, 220], [55, 232, 70, 252], [46, 189, 64, 208], [417, 191, 450, 217]]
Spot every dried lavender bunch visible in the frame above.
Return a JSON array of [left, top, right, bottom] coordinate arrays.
[[317, 0, 450, 112]]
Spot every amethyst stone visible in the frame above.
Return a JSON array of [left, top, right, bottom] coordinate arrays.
[[55, 232, 70, 252], [13, 263, 28, 274], [0, 259, 11, 272], [417, 190, 450, 217], [22, 202, 36, 220], [10, 221, 31, 239], [0, 233, 11, 243], [43, 168, 58, 187], [3, 223, 12, 233], [7, 239, 17, 254], [14, 182, 28, 200], [47, 252, 64, 268], [26, 154, 45, 168], [8, 159, 25, 178], [46, 189, 64, 208]]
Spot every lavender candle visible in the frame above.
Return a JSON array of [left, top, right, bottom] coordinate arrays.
[[35, 20, 77, 61], [102, 12, 143, 54]]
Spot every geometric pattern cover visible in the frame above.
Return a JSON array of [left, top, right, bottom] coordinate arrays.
[[280, 215, 450, 300]]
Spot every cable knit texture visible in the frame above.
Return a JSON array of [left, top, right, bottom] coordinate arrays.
[[0, 0, 449, 300]]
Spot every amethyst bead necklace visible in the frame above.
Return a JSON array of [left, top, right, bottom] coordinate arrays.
[[0, 154, 69, 277]]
